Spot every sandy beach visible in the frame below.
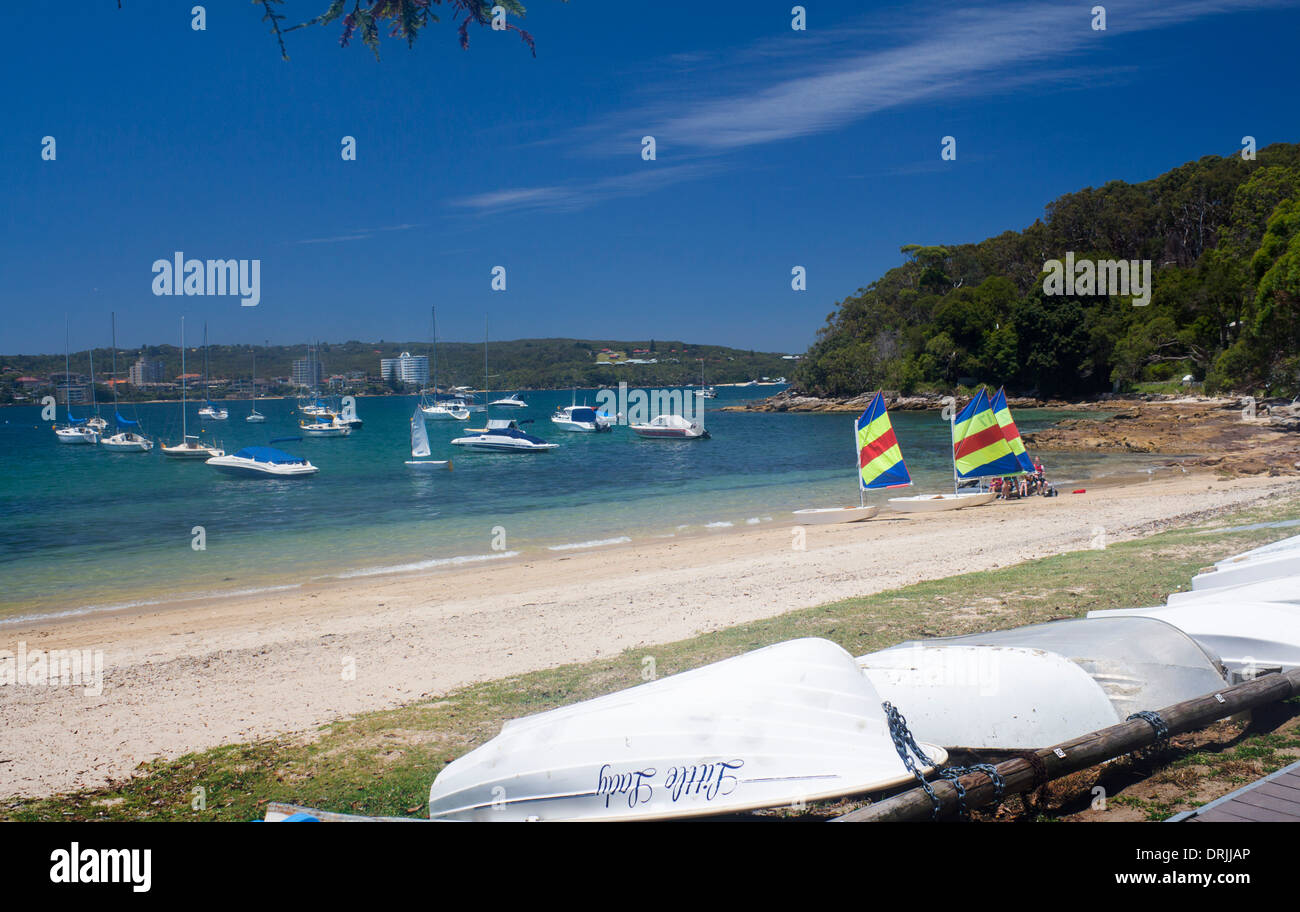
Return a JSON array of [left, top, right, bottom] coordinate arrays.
[[2, 470, 1297, 799]]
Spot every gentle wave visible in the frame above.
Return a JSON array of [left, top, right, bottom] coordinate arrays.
[[547, 536, 632, 551], [329, 551, 521, 579], [0, 584, 304, 628]]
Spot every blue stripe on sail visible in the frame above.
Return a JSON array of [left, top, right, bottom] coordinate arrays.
[[68, 414, 86, 424], [956, 451, 1023, 479], [115, 412, 139, 426], [864, 461, 912, 489]]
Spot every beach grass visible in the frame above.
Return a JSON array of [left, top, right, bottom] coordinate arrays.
[[6, 490, 1299, 822]]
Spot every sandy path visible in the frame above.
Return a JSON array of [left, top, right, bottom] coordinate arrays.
[[2, 472, 1296, 799]]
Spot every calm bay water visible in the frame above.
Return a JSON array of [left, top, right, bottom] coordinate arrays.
[[0, 389, 1150, 621]]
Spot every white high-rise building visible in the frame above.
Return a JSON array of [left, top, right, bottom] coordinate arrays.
[[380, 352, 429, 385]]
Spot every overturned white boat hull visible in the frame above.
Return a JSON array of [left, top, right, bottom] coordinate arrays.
[[856, 617, 1228, 750], [1089, 601, 1300, 679], [1166, 577, 1300, 607], [887, 492, 995, 513], [1192, 551, 1300, 590], [427, 638, 946, 821], [792, 505, 880, 525], [1215, 533, 1300, 567]]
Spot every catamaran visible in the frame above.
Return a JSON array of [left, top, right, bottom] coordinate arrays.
[[887, 388, 1012, 513], [54, 321, 100, 445], [197, 323, 228, 420], [161, 317, 225, 459], [100, 313, 154, 452], [405, 404, 452, 469], [793, 391, 906, 524]]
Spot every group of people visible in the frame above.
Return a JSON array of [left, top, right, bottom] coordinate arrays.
[[990, 460, 1055, 499]]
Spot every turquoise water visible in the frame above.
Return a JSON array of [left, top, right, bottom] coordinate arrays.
[[0, 390, 1150, 620]]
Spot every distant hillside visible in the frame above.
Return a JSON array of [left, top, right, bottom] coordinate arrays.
[[796, 143, 1300, 399], [0, 338, 793, 403]]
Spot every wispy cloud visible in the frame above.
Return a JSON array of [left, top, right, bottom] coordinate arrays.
[[295, 223, 423, 245], [455, 0, 1288, 213]]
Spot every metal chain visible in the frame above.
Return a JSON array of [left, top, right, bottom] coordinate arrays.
[[882, 702, 1006, 821], [1127, 709, 1171, 755]]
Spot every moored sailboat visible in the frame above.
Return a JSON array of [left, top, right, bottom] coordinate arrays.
[[100, 313, 154, 452], [405, 404, 452, 469], [162, 317, 225, 459]]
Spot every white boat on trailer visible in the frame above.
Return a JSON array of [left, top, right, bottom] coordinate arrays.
[[426, 638, 947, 821], [856, 616, 1229, 750], [207, 445, 318, 477]]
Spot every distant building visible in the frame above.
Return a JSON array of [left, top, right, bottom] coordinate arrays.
[[380, 352, 429, 385], [128, 356, 166, 386], [292, 358, 324, 389]]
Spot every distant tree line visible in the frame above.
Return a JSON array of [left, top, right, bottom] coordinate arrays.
[[795, 143, 1300, 399]]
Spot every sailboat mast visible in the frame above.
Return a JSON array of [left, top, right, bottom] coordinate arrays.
[[111, 312, 119, 427], [950, 400, 959, 496], [483, 315, 490, 421], [88, 342, 99, 417], [64, 318, 71, 423], [431, 306, 439, 399], [180, 319, 188, 439]]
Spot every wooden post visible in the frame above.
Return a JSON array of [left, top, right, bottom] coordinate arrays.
[[834, 667, 1300, 823]]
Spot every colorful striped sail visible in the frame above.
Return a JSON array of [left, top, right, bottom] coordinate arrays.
[[991, 387, 1036, 474], [952, 388, 1025, 479], [857, 392, 912, 490]]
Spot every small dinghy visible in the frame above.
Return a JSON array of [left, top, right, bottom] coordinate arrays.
[[794, 392, 905, 525], [405, 405, 451, 470], [856, 617, 1228, 750], [1166, 577, 1300, 607], [1089, 601, 1300, 679], [1191, 550, 1300, 590], [427, 638, 947, 821]]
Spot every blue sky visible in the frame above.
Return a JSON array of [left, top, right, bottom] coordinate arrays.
[[3, 0, 1298, 355]]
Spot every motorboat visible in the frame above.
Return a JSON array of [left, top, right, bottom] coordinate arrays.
[[1088, 601, 1300, 680], [451, 418, 557, 452], [207, 446, 318, 477], [886, 492, 996, 513], [427, 638, 948, 821], [489, 394, 528, 408], [54, 424, 99, 445], [551, 404, 613, 432], [406, 405, 452, 470], [421, 398, 472, 421], [198, 403, 229, 421], [795, 392, 905, 524], [162, 317, 224, 459], [856, 617, 1229, 750], [196, 323, 226, 419], [629, 413, 709, 439], [300, 413, 352, 437], [299, 398, 332, 417]]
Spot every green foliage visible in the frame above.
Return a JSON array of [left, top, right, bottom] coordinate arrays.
[[796, 145, 1300, 398]]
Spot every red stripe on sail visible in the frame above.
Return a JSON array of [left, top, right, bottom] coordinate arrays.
[[954, 424, 1005, 457], [859, 427, 898, 467]]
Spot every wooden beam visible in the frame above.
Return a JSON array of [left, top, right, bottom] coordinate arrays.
[[833, 667, 1300, 823]]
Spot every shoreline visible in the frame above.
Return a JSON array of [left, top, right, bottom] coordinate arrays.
[[2, 470, 1296, 799]]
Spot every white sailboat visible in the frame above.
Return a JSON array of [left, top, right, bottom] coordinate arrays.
[[100, 313, 154, 452], [84, 343, 107, 433], [420, 307, 471, 420], [162, 317, 225, 459], [197, 323, 228, 420], [405, 405, 452, 469], [300, 411, 352, 437], [53, 321, 99, 445], [694, 359, 716, 398], [246, 347, 265, 422]]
